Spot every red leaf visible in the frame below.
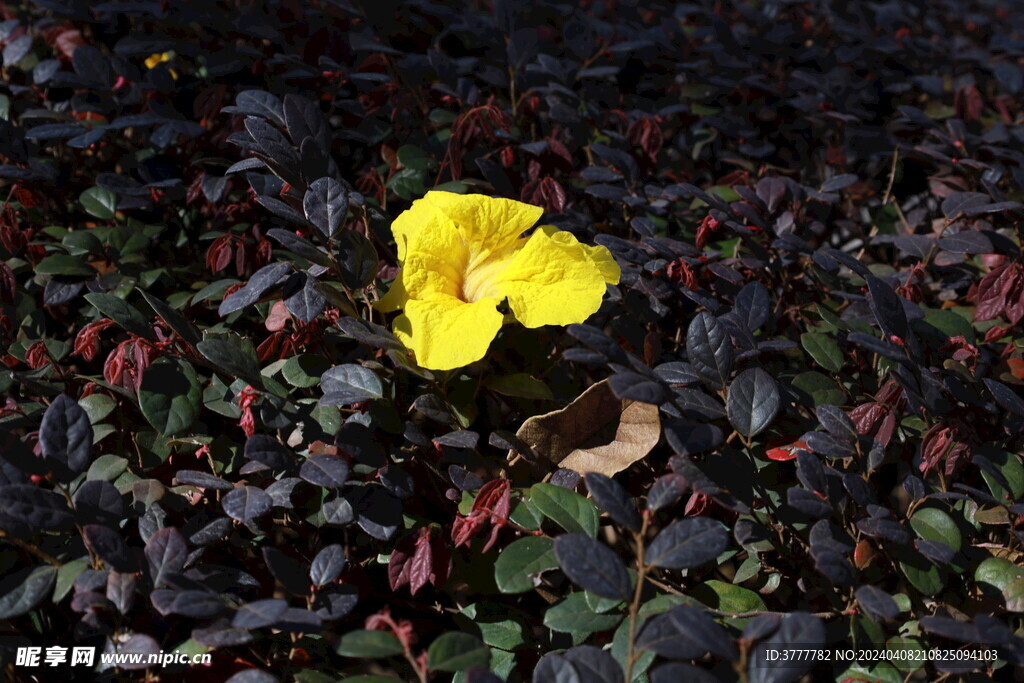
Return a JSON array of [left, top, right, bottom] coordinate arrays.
[[954, 84, 984, 122], [54, 29, 87, 59], [848, 403, 896, 447], [765, 439, 807, 462], [389, 527, 451, 595], [265, 301, 291, 332], [451, 513, 486, 548], [971, 264, 1014, 321], [1006, 271, 1024, 324], [919, 422, 972, 478], [472, 478, 510, 518], [0, 261, 15, 304]]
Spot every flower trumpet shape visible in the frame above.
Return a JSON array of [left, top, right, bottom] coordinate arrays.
[[376, 191, 620, 370]]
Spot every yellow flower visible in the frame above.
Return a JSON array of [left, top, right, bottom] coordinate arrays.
[[144, 52, 171, 69], [376, 191, 620, 370], [144, 52, 178, 79]]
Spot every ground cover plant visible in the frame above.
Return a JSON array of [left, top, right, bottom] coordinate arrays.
[[1, 0, 1024, 681]]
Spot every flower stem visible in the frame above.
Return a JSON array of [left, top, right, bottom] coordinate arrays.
[[624, 510, 651, 682]]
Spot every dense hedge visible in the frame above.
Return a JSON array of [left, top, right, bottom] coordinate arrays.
[[1, 0, 1024, 681]]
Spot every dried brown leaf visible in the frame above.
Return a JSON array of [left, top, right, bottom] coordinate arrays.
[[510, 379, 660, 477]]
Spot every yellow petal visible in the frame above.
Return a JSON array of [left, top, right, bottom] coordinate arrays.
[[422, 191, 543, 261], [390, 197, 456, 262], [389, 202, 469, 299], [496, 228, 615, 328], [537, 226, 621, 285], [375, 271, 408, 313], [402, 249, 466, 300], [580, 242, 621, 285], [393, 295, 503, 370]]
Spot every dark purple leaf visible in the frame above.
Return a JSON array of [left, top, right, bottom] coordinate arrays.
[[554, 533, 631, 600], [563, 645, 624, 683], [644, 517, 728, 569], [39, 394, 93, 477], [726, 368, 780, 438], [145, 527, 187, 587], [174, 470, 233, 491], [299, 455, 350, 489], [303, 177, 348, 238], [584, 473, 641, 531], [607, 371, 670, 404], [244, 434, 294, 470], [222, 486, 273, 522], [647, 474, 689, 511], [233, 599, 289, 629], [664, 419, 724, 456], [0, 484, 74, 533], [534, 654, 581, 681], [83, 525, 133, 572], [687, 312, 733, 391], [855, 585, 898, 622], [74, 479, 125, 527], [310, 544, 346, 587]]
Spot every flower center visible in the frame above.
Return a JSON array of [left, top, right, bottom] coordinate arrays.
[[460, 255, 507, 303]]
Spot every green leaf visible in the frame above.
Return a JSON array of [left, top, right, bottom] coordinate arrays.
[[426, 632, 490, 672], [689, 580, 765, 614], [387, 168, 426, 201], [922, 308, 976, 344], [53, 557, 89, 602], [87, 454, 128, 482], [530, 483, 599, 537], [396, 145, 435, 172], [1004, 577, 1024, 612], [974, 557, 1024, 596], [84, 293, 155, 340], [80, 186, 118, 220], [335, 630, 404, 658], [197, 335, 264, 389], [733, 555, 760, 584], [897, 550, 945, 596], [978, 448, 1024, 502], [35, 254, 95, 277], [836, 662, 904, 683], [909, 507, 961, 552], [543, 592, 623, 634], [800, 332, 843, 372], [792, 371, 846, 406], [612, 616, 656, 681], [79, 393, 116, 424], [494, 536, 557, 594], [484, 374, 554, 400], [138, 358, 202, 436], [886, 636, 926, 673], [283, 354, 331, 388], [293, 672, 342, 683], [0, 565, 57, 619], [458, 603, 526, 651], [508, 499, 543, 531]]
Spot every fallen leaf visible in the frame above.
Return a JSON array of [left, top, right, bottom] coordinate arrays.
[[509, 379, 660, 477]]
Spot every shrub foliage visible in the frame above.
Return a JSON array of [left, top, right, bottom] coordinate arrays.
[[1, 0, 1023, 681]]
